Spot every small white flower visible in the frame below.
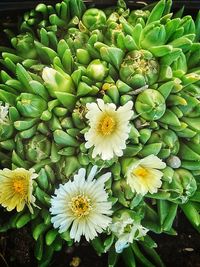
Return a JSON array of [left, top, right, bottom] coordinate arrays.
[[50, 166, 113, 242], [84, 99, 133, 160], [0, 102, 9, 123], [110, 213, 148, 253], [126, 155, 166, 196]]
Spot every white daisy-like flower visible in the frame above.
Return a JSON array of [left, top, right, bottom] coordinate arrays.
[[84, 99, 133, 160], [0, 102, 9, 123], [110, 213, 148, 253], [50, 166, 113, 242], [126, 155, 166, 196]]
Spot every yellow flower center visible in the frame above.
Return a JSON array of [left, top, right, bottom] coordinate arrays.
[[133, 166, 149, 179], [98, 115, 116, 136], [70, 194, 92, 218], [13, 179, 26, 195]]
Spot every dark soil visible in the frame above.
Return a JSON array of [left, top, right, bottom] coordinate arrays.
[[0, 211, 200, 267], [153, 212, 200, 267]]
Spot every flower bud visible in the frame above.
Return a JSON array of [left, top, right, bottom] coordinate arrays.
[[82, 8, 106, 30], [86, 59, 108, 82], [42, 67, 75, 97]]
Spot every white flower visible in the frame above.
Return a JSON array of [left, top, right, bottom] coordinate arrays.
[[110, 213, 148, 253], [84, 99, 133, 160], [50, 166, 113, 242], [126, 155, 166, 196], [0, 102, 9, 123]]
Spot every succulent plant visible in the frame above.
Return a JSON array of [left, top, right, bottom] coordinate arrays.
[[0, 0, 200, 266]]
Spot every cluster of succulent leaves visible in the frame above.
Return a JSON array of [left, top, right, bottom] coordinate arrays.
[[0, 0, 200, 266]]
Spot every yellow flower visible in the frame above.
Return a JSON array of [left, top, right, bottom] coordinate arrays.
[[84, 99, 133, 160], [0, 168, 38, 212], [126, 155, 166, 196]]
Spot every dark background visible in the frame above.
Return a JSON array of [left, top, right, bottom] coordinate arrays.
[[0, 0, 200, 12]]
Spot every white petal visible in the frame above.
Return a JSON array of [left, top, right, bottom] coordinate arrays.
[[87, 165, 98, 182], [140, 155, 166, 169]]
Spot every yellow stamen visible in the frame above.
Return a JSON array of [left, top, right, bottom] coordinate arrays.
[[98, 115, 116, 136], [70, 195, 92, 218], [133, 166, 149, 179], [13, 179, 26, 195]]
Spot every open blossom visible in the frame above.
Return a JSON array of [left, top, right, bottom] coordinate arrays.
[[110, 213, 148, 253], [0, 168, 37, 213], [50, 166, 112, 242], [0, 102, 9, 123], [84, 99, 133, 160], [126, 155, 166, 196]]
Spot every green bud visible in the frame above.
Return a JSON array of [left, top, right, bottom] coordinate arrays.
[[17, 93, 47, 118], [86, 59, 108, 82], [119, 50, 159, 88], [82, 8, 106, 30], [135, 89, 166, 120]]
